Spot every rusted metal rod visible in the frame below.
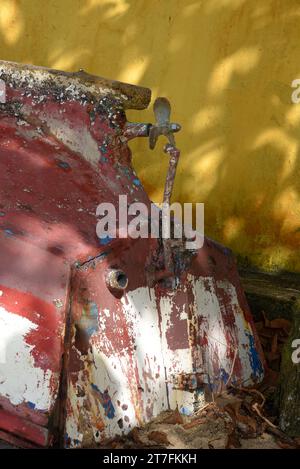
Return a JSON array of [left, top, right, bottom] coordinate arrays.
[[162, 143, 181, 274]]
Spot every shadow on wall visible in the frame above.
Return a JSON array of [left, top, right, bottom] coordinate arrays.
[[1, 0, 300, 272]]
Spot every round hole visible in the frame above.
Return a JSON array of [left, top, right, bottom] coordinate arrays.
[[116, 272, 127, 288], [106, 268, 128, 292]]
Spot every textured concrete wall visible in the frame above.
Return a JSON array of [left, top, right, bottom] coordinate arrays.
[[1, 0, 300, 271]]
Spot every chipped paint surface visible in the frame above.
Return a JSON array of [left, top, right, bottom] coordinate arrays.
[[0, 306, 52, 409], [65, 264, 264, 447], [0, 61, 264, 448], [191, 277, 264, 387]]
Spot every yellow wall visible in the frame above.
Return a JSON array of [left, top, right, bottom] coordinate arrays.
[[1, 0, 300, 271]]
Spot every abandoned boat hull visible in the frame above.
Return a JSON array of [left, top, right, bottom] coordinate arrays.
[[0, 61, 264, 448]]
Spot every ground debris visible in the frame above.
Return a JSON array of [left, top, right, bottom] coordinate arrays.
[[98, 386, 295, 449], [97, 313, 299, 450], [162, 408, 184, 425], [255, 313, 291, 372], [148, 431, 171, 446]]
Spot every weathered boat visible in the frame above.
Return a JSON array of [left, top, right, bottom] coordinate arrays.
[[0, 61, 264, 448]]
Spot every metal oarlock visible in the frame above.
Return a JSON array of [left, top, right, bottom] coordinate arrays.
[[125, 97, 182, 273]]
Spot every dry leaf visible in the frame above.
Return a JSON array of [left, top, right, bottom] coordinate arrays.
[[163, 409, 184, 425], [269, 318, 291, 330], [183, 417, 206, 429], [236, 412, 257, 434], [130, 427, 144, 445], [276, 440, 297, 449], [224, 402, 257, 435], [226, 427, 241, 449], [148, 431, 170, 446]]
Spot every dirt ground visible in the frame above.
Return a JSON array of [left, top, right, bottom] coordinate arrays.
[[93, 387, 298, 451], [0, 389, 297, 450], [99, 408, 281, 450], [117, 411, 280, 450]]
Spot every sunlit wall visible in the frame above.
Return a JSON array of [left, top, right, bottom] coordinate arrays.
[[1, 0, 300, 272]]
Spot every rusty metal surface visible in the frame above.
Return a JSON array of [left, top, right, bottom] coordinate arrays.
[[0, 61, 264, 448]]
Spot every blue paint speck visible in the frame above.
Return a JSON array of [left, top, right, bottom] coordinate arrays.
[[180, 406, 192, 416], [246, 331, 264, 378], [91, 383, 115, 419], [219, 368, 229, 383], [99, 235, 113, 245], [56, 160, 71, 170], [89, 302, 98, 319], [133, 178, 141, 186], [4, 228, 14, 237]]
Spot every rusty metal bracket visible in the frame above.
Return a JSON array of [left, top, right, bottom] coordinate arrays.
[[124, 97, 181, 274], [172, 372, 208, 391]]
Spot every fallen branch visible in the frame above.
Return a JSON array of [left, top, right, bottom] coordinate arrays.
[[267, 426, 299, 447], [230, 385, 266, 408], [252, 402, 277, 429]]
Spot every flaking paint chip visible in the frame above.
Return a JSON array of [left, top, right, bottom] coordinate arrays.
[[53, 299, 63, 308]]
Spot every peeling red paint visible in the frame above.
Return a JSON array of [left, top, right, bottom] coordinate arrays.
[[0, 285, 65, 372], [0, 61, 264, 448]]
